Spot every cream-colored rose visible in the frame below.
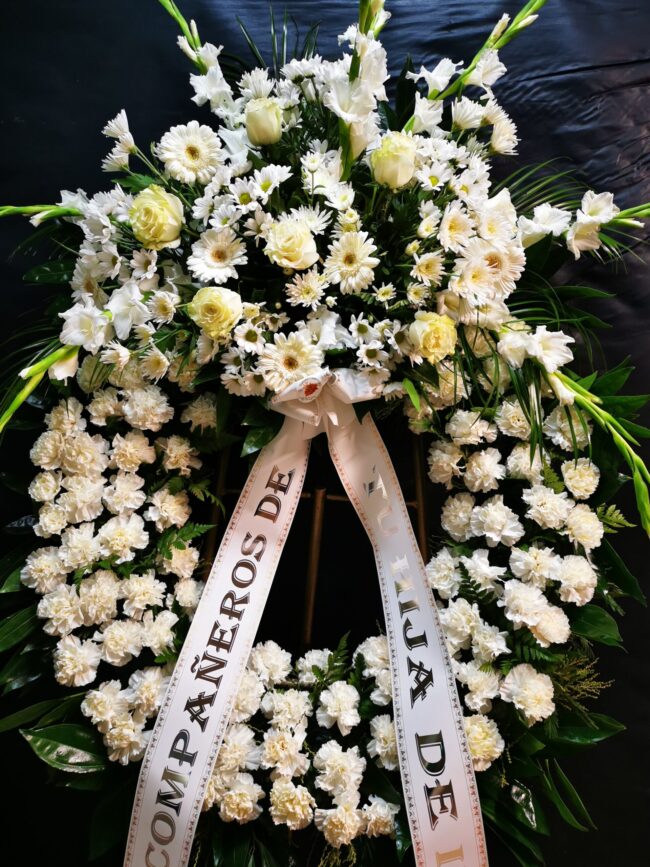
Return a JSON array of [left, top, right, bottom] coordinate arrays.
[[129, 185, 184, 250], [264, 219, 319, 271], [370, 132, 417, 189], [187, 286, 243, 341], [409, 311, 457, 363], [245, 97, 283, 146]]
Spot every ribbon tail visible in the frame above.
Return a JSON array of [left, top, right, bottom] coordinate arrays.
[[124, 416, 310, 867], [327, 413, 489, 867]]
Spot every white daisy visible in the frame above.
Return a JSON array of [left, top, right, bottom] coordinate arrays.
[[259, 332, 325, 392], [187, 227, 248, 284], [324, 231, 379, 294], [156, 120, 223, 184], [234, 321, 265, 354], [285, 269, 327, 309]]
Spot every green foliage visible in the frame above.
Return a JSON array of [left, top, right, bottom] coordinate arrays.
[[596, 503, 635, 532], [21, 723, 108, 773], [156, 522, 215, 560], [0, 603, 38, 652]]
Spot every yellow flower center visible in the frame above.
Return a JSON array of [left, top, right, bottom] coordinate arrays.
[[185, 145, 201, 161]]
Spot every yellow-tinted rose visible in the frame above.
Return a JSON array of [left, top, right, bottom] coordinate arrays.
[[245, 97, 283, 146], [409, 311, 457, 363], [129, 185, 184, 250], [370, 132, 417, 190], [264, 219, 319, 271], [187, 286, 243, 341]]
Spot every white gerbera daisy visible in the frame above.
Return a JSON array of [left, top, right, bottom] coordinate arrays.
[[324, 231, 379, 294], [410, 251, 445, 287], [141, 346, 170, 382], [156, 120, 223, 184], [234, 321, 265, 353], [285, 269, 327, 309], [187, 227, 248, 284], [259, 332, 325, 392]]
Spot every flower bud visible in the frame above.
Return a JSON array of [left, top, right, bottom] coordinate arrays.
[[245, 98, 283, 147]]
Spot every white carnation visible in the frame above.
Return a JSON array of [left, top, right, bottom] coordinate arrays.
[[446, 410, 497, 445], [37, 583, 84, 636], [316, 681, 361, 736], [506, 442, 543, 484], [564, 503, 604, 550], [248, 640, 292, 685], [495, 399, 531, 439], [269, 779, 315, 830], [367, 714, 398, 771], [53, 634, 101, 686], [470, 495, 524, 547], [427, 441, 464, 489], [296, 648, 332, 686], [509, 546, 561, 588], [556, 555, 597, 606], [21, 547, 68, 593], [561, 458, 600, 500], [464, 714, 505, 771], [464, 448, 505, 493], [521, 484, 574, 530], [363, 796, 400, 838], [441, 492, 476, 542], [500, 663, 555, 725], [426, 547, 462, 599]]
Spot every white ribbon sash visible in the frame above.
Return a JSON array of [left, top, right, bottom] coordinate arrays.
[[124, 370, 488, 867]]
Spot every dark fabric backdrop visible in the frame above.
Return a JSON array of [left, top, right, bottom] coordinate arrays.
[[1, 1, 649, 865]]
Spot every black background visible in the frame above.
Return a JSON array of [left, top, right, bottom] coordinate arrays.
[[1, 1, 649, 865]]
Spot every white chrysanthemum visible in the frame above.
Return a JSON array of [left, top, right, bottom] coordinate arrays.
[[30, 430, 65, 470], [441, 492, 476, 542], [529, 604, 571, 648], [427, 441, 464, 489], [543, 405, 591, 452], [37, 584, 84, 636], [426, 547, 462, 599], [285, 268, 327, 309], [161, 544, 200, 579], [141, 609, 178, 655], [215, 724, 262, 776], [59, 522, 101, 571], [79, 570, 122, 625], [556, 555, 597, 606], [296, 648, 332, 686], [261, 727, 309, 779], [127, 666, 170, 720], [141, 346, 170, 382], [231, 669, 265, 723], [509, 546, 561, 588], [439, 598, 481, 655], [363, 796, 400, 838], [314, 740, 366, 802], [314, 803, 366, 848], [156, 120, 223, 184], [54, 634, 102, 687], [81, 680, 130, 732], [367, 714, 398, 771], [471, 620, 510, 663], [261, 689, 312, 730], [174, 578, 203, 612], [98, 513, 149, 563], [506, 442, 544, 484], [181, 393, 218, 431], [28, 470, 63, 502], [498, 579, 548, 628], [564, 503, 604, 550], [324, 231, 379, 294], [60, 432, 110, 477], [94, 619, 143, 666], [259, 331, 324, 392], [439, 201, 475, 252], [470, 495, 524, 547], [102, 471, 146, 515], [269, 779, 315, 831], [460, 548, 506, 591], [561, 458, 600, 500], [21, 547, 68, 593], [353, 635, 389, 678], [34, 501, 68, 538], [122, 385, 174, 431], [110, 430, 156, 472], [500, 663, 555, 725], [218, 773, 265, 824], [103, 715, 151, 765], [248, 640, 292, 685], [446, 410, 497, 445], [410, 251, 445, 287], [316, 681, 361, 736], [121, 571, 166, 619], [464, 714, 505, 771], [455, 659, 501, 713], [522, 484, 574, 530], [495, 399, 531, 439], [144, 486, 191, 532], [187, 227, 248, 284], [156, 435, 202, 477], [464, 448, 506, 493]]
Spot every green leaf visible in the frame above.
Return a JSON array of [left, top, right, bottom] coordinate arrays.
[[240, 423, 280, 457], [537, 761, 589, 832], [0, 604, 38, 652], [21, 723, 108, 773], [394, 810, 412, 862], [596, 539, 645, 604], [551, 760, 597, 830], [0, 567, 22, 594], [402, 378, 420, 413], [23, 259, 75, 285], [596, 503, 635, 532], [115, 173, 157, 193], [88, 776, 135, 860], [0, 646, 45, 693], [361, 757, 402, 806], [0, 698, 61, 734], [542, 464, 564, 494], [569, 604, 623, 647], [547, 712, 625, 749], [590, 360, 634, 397]]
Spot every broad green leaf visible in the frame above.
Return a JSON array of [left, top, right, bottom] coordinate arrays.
[[402, 378, 420, 413], [0, 604, 38, 652], [0, 646, 45, 693], [597, 539, 645, 604], [240, 422, 280, 457], [394, 810, 413, 862], [0, 568, 22, 594], [548, 712, 625, 749], [0, 698, 61, 733], [569, 604, 623, 646], [21, 723, 108, 773], [552, 760, 597, 830]]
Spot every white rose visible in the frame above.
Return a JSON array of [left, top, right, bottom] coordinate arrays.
[[370, 132, 418, 189], [245, 97, 283, 146], [264, 218, 319, 270]]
